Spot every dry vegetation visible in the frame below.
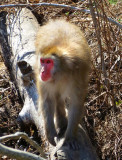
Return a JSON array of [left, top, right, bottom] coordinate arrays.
[[0, 0, 121, 160]]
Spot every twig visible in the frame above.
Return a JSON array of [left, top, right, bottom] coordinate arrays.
[[110, 55, 120, 72], [86, 91, 106, 106], [0, 3, 90, 12], [0, 3, 121, 28], [0, 132, 45, 158], [0, 87, 10, 93], [0, 143, 46, 160]]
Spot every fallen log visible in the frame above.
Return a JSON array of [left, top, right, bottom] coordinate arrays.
[[0, 8, 99, 160]]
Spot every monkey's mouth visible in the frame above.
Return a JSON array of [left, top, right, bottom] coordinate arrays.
[[41, 72, 51, 81]]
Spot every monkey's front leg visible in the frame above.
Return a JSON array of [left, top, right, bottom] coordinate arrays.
[[55, 97, 67, 138], [42, 98, 57, 146], [63, 101, 85, 150]]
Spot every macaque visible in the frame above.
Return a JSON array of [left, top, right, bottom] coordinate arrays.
[[35, 19, 91, 150]]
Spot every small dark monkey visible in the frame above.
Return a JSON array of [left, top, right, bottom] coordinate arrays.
[[35, 19, 91, 150]]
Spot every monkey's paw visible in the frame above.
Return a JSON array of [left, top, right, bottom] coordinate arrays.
[[55, 137, 81, 150], [62, 138, 81, 150]]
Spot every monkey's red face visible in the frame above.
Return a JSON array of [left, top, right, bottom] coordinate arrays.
[[40, 58, 54, 81]]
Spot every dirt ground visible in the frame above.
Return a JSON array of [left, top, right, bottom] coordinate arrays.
[[0, 0, 121, 160]]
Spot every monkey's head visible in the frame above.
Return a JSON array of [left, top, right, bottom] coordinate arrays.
[[40, 57, 54, 82], [39, 55, 60, 82], [37, 46, 73, 83], [38, 46, 64, 83]]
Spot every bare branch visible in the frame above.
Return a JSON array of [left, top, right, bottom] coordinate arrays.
[[86, 92, 106, 106], [0, 3, 121, 28], [0, 132, 45, 158], [110, 56, 120, 72], [0, 143, 46, 160], [0, 3, 89, 12]]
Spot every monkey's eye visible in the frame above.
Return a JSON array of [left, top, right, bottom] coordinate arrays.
[[46, 60, 51, 64], [40, 59, 45, 63]]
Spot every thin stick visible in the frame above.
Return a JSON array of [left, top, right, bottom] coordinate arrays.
[[0, 3, 121, 28], [110, 55, 120, 72], [86, 91, 106, 106]]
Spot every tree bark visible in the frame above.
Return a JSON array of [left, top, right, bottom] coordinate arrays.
[[0, 8, 99, 160]]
